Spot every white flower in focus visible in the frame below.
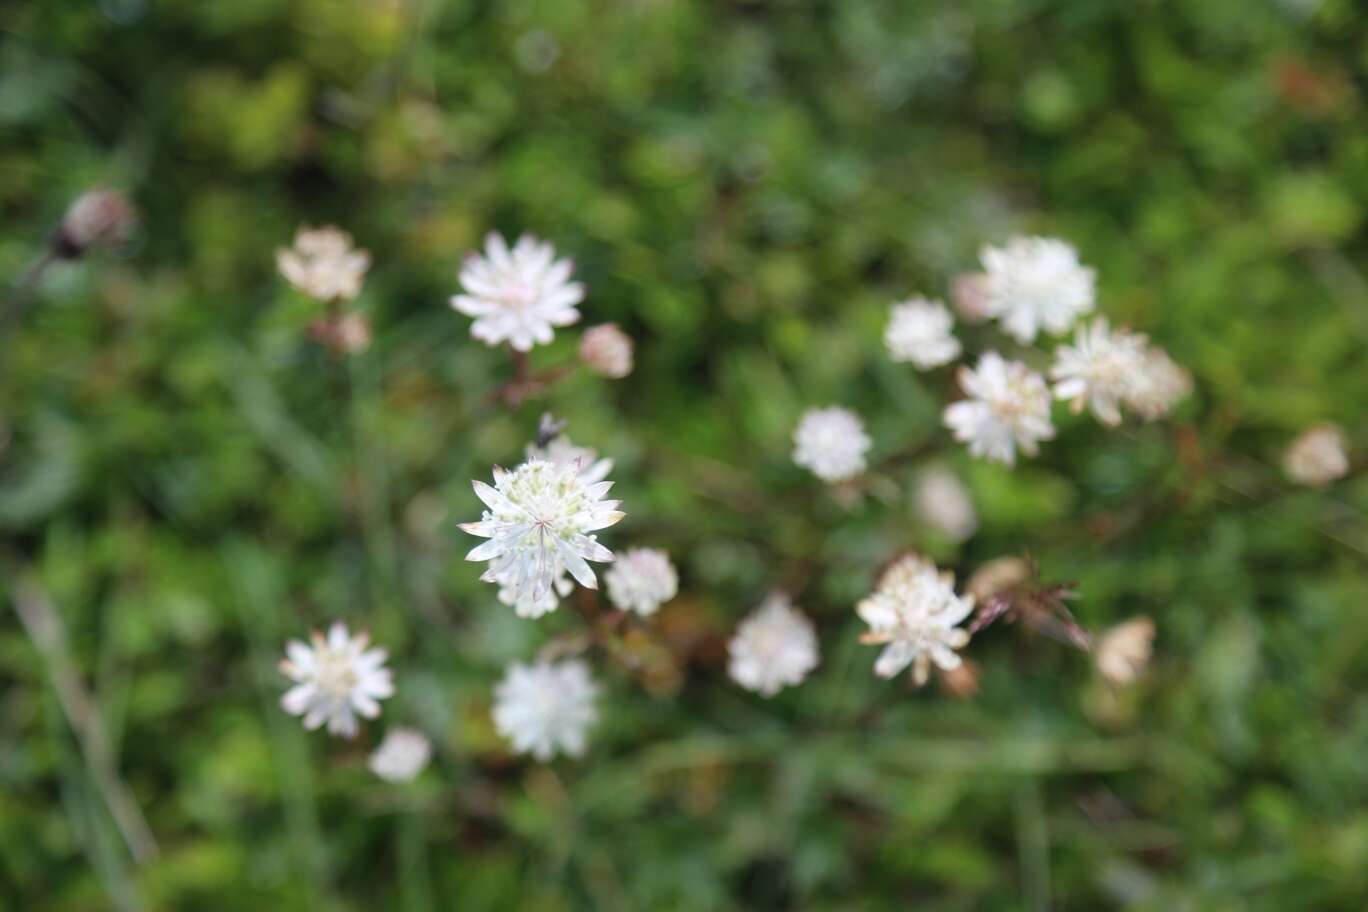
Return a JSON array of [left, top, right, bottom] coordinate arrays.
[[980, 236, 1096, 342], [451, 233, 584, 351], [460, 459, 624, 609], [1050, 318, 1148, 426], [1094, 616, 1155, 686], [493, 659, 598, 761], [276, 226, 371, 302], [525, 435, 614, 486], [884, 297, 961, 369], [793, 407, 871, 482], [913, 467, 977, 543], [1284, 424, 1349, 486], [579, 323, 634, 378], [727, 592, 819, 696], [279, 622, 394, 738], [944, 352, 1055, 465], [858, 555, 975, 686], [1124, 347, 1192, 421], [604, 547, 678, 617], [369, 728, 432, 782]]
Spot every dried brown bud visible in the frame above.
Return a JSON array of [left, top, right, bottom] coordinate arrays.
[[938, 660, 980, 699], [579, 323, 634, 378], [56, 188, 137, 258], [965, 556, 1031, 602]]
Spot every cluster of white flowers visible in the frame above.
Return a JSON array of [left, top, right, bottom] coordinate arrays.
[[1284, 424, 1349, 486], [727, 592, 819, 696], [276, 226, 371, 302], [492, 659, 599, 760], [944, 352, 1055, 465], [1050, 318, 1189, 426], [450, 233, 585, 351], [884, 297, 960, 369], [857, 555, 974, 686], [279, 623, 394, 738], [605, 547, 678, 617], [792, 407, 871, 482]]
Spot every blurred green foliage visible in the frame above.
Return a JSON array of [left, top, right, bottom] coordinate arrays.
[[4, 0, 1368, 909]]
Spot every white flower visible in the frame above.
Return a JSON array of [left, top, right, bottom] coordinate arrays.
[[279, 622, 394, 738], [497, 569, 573, 619], [492, 659, 598, 760], [580, 323, 634, 378], [793, 407, 871, 482], [857, 555, 974, 686], [884, 297, 961, 369], [369, 728, 433, 782], [980, 235, 1095, 342], [1094, 616, 1155, 686], [727, 592, 819, 696], [525, 435, 614, 486], [1124, 346, 1192, 421], [450, 232, 585, 351], [460, 459, 624, 610], [1050, 318, 1149, 426], [276, 226, 371, 302], [913, 467, 977, 543], [944, 352, 1055, 465], [1284, 424, 1349, 486], [604, 547, 678, 617]]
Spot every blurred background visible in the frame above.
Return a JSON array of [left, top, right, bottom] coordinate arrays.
[[4, 0, 1368, 908]]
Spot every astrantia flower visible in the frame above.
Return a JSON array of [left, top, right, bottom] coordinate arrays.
[[580, 323, 634, 378], [884, 297, 961, 369], [1124, 346, 1192, 421], [980, 236, 1095, 342], [1284, 424, 1349, 486], [450, 233, 584, 351], [369, 728, 432, 782], [913, 467, 977, 543], [727, 592, 819, 696], [493, 659, 598, 760], [604, 547, 678, 617], [857, 555, 975, 686], [525, 435, 614, 486], [793, 407, 871, 482], [1094, 616, 1155, 686], [279, 622, 394, 738], [1050, 318, 1148, 426], [460, 459, 624, 609], [276, 226, 371, 302], [944, 352, 1055, 465]]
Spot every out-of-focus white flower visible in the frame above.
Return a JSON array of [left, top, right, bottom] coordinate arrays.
[[884, 297, 961, 369], [1284, 424, 1349, 486], [493, 659, 598, 760], [727, 592, 819, 696], [1124, 346, 1192, 421], [525, 435, 614, 486], [944, 352, 1055, 465], [1050, 318, 1149, 426], [276, 226, 371, 302], [579, 323, 634, 378], [279, 622, 394, 738], [450, 233, 584, 351], [604, 547, 678, 617], [460, 459, 624, 610], [497, 569, 573, 619], [59, 187, 137, 256], [951, 272, 992, 323], [858, 555, 974, 686], [793, 407, 871, 482], [914, 467, 977, 543], [369, 728, 432, 782], [1094, 616, 1155, 686], [980, 236, 1095, 342]]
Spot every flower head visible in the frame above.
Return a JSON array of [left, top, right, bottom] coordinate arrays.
[[58, 188, 137, 257], [276, 226, 371, 302], [1124, 346, 1192, 421], [279, 622, 394, 738], [493, 659, 598, 760], [460, 459, 624, 610], [913, 467, 977, 543], [793, 406, 871, 482], [580, 323, 634, 378], [727, 592, 819, 696], [605, 547, 678, 617], [369, 728, 433, 782], [1094, 616, 1155, 686], [884, 297, 961, 369], [451, 233, 584, 351], [858, 555, 974, 686], [944, 352, 1054, 465], [1284, 424, 1349, 486], [1050, 318, 1149, 426], [980, 236, 1095, 342]]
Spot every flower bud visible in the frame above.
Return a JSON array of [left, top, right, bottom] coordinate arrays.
[[579, 323, 634, 378], [55, 188, 137, 258]]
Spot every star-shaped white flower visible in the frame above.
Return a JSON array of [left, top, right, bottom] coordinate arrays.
[[944, 351, 1055, 465], [450, 233, 585, 351], [1050, 318, 1148, 426], [604, 547, 678, 617], [727, 592, 819, 696], [980, 235, 1095, 342], [276, 226, 371, 302], [279, 622, 394, 738], [793, 406, 871, 482], [493, 659, 599, 761], [884, 297, 961, 369], [857, 555, 974, 686]]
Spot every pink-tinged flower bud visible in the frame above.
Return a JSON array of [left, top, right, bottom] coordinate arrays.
[[56, 188, 137, 258], [579, 323, 634, 378], [308, 312, 372, 356], [950, 271, 992, 323]]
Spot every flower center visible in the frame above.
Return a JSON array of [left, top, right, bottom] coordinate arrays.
[[315, 650, 358, 697]]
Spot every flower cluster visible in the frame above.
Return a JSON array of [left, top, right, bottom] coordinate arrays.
[[276, 225, 374, 355], [605, 547, 678, 617], [793, 406, 871, 482], [857, 555, 974, 686], [727, 593, 819, 696]]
